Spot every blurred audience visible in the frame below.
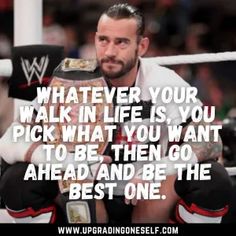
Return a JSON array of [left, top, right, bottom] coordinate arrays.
[[0, 0, 235, 121]]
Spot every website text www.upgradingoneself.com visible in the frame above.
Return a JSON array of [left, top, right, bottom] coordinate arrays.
[[57, 225, 179, 235]]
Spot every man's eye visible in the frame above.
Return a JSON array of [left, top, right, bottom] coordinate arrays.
[[98, 38, 107, 44], [116, 40, 129, 48]]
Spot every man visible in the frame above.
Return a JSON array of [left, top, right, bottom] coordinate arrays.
[[0, 3, 232, 223], [93, 3, 232, 223]]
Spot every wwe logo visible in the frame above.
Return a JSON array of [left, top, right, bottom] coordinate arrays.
[[21, 55, 49, 86]]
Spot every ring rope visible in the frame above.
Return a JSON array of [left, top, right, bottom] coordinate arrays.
[[146, 51, 236, 65], [1, 51, 236, 78]]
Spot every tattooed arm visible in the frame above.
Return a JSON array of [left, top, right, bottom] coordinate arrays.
[[181, 119, 223, 163]]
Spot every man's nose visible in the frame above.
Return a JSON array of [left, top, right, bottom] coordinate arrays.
[[105, 43, 117, 57]]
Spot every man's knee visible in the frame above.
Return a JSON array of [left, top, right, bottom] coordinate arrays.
[[173, 161, 233, 223], [0, 162, 59, 223]]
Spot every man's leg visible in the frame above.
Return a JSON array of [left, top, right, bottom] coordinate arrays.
[[103, 195, 133, 224], [221, 176, 236, 223], [0, 162, 63, 223], [132, 175, 179, 223], [132, 161, 232, 223], [172, 160, 232, 223], [95, 199, 109, 223]]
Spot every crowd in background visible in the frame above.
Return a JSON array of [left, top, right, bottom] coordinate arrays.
[[0, 0, 236, 126]]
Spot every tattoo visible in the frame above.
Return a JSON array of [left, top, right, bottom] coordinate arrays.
[[181, 120, 223, 162]]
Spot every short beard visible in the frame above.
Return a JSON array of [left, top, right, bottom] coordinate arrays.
[[99, 50, 138, 80]]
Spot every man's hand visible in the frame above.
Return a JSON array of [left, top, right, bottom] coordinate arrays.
[[86, 155, 112, 180], [0, 122, 31, 164], [125, 151, 197, 206], [58, 155, 112, 194], [125, 168, 152, 206]]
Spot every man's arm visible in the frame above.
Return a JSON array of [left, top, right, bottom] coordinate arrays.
[[0, 120, 111, 178], [0, 121, 44, 165], [181, 119, 223, 163]]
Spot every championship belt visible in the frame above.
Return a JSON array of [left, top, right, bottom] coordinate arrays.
[[42, 58, 113, 223]]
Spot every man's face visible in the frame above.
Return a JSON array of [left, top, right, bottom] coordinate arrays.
[[95, 15, 140, 79]]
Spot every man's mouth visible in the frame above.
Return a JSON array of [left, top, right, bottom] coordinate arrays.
[[101, 59, 122, 65], [103, 61, 119, 66]]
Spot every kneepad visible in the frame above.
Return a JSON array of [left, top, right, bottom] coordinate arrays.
[[0, 162, 59, 223], [173, 161, 233, 223]]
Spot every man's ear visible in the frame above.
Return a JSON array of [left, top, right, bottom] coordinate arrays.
[[138, 37, 149, 57]]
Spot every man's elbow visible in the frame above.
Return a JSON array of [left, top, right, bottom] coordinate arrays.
[[210, 135, 223, 160]]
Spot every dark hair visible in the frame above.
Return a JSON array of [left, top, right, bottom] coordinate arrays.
[[103, 3, 145, 36]]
